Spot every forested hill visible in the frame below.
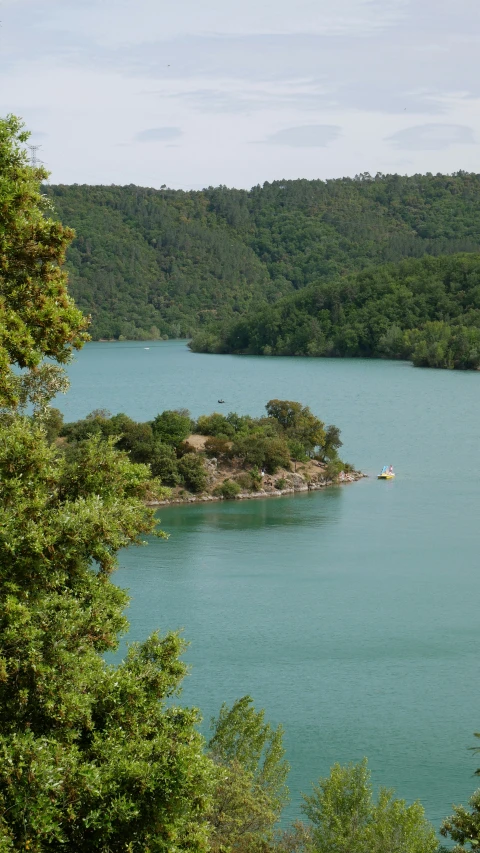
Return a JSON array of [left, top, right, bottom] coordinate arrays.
[[46, 172, 480, 341], [191, 253, 480, 370]]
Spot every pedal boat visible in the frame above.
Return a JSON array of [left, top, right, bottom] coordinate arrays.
[[378, 472, 395, 480]]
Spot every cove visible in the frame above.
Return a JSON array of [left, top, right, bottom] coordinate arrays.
[[59, 340, 480, 827]]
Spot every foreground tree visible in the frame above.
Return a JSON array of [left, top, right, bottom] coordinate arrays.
[[301, 760, 438, 853], [0, 116, 213, 852], [441, 790, 480, 852], [440, 736, 480, 851], [0, 114, 88, 410], [206, 697, 289, 852], [0, 424, 213, 852]]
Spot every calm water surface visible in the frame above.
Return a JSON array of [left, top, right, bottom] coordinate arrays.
[[60, 341, 480, 828]]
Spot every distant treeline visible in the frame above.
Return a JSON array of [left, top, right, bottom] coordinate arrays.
[[45, 172, 480, 342], [191, 253, 480, 370]]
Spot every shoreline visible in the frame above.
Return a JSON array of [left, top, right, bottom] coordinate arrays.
[[147, 470, 366, 507]]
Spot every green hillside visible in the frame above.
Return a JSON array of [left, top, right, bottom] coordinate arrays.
[[191, 253, 480, 369], [46, 172, 480, 341]]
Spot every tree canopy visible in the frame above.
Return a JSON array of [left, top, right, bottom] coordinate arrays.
[[44, 172, 480, 342], [191, 253, 480, 370], [0, 116, 88, 408], [0, 115, 213, 852]]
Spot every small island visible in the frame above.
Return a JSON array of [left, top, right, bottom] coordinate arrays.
[[57, 399, 364, 505]]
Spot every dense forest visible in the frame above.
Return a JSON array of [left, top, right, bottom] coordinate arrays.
[[191, 253, 480, 369], [46, 172, 480, 342]]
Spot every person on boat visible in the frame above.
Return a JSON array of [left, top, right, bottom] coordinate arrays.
[[389, 465, 394, 474]]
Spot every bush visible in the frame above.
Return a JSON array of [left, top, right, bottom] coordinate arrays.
[[204, 436, 231, 459], [152, 409, 193, 446], [263, 437, 291, 474], [231, 435, 290, 473], [249, 467, 263, 491], [232, 435, 267, 468], [178, 453, 208, 493], [214, 479, 241, 500], [233, 470, 262, 492], [43, 407, 64, 443], [176, 440, 197, 457], [275, 477, 287, 490], [234, 472, 254, 491], [115, 421, 156, 463], [149, 441, 180, 485], [324, 459, 344, 481], [196, 413, 235, 439]]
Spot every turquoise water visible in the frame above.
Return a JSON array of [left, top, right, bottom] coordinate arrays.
[[60, 340, 480, 829]]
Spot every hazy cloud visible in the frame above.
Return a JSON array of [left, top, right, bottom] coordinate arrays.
[[264, 125, 341, 147], [135, 126, 182, 142], [2, 0, 480, 186], [165, 86, 335, 115], [387, 123, 475, 150]]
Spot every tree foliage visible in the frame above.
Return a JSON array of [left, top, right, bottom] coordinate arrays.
[[0, 116, 88, 408], [45, 173, 480, 342], [440, 733, 480, 851], [302, 760, 438, 853], [192, 253, 480, 369], [207, 697, 289, 853], [152, 409, 193, 446], [0, 117, 213, 852]]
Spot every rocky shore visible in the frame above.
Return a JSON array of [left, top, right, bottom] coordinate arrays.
[[147, 461, 365, 507]]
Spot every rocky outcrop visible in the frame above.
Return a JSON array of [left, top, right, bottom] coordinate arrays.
[[146, 467, 365, 506]]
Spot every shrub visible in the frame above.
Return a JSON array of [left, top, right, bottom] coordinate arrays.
[[115, 421, 156, 463], [44, 407, 64, 444], [275, 477, 287, 490], [232, 435, 266, 468], [214, 479, 241, 500], [234, 472, 254, 491], [149, 441, 180, 485], [204, 436, 231, 459], [196, 413, 235, 438], [324, 459, 344, 481], [263, 437, 291, 474], [152, 409, 193, 446], [176, 440, 197, 457], [249, 467, 263, 491], [178, 453, 208, 493]]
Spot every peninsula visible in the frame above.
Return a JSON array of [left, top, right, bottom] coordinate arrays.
[[56, 399, 363, 504]]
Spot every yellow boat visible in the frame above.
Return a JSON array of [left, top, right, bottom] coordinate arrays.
[[378, 467, 395, 480]]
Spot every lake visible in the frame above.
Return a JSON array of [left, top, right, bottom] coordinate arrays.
[[59, 340, 480, 829]]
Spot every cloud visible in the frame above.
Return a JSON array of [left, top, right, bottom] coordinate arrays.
[[164, 86, 335, 115], [263, 125, 341, 147], [386, 123, 475, 150], [135, 126, 183, 142]]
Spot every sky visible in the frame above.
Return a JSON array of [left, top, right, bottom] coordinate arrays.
[[1, 0, 479, 188]]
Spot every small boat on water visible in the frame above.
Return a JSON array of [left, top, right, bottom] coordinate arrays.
[[218, 399, 225, 404], [378, 465, 395, 480]]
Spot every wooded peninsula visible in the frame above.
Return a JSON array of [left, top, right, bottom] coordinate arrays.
[[56, 400, 362, 504]]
